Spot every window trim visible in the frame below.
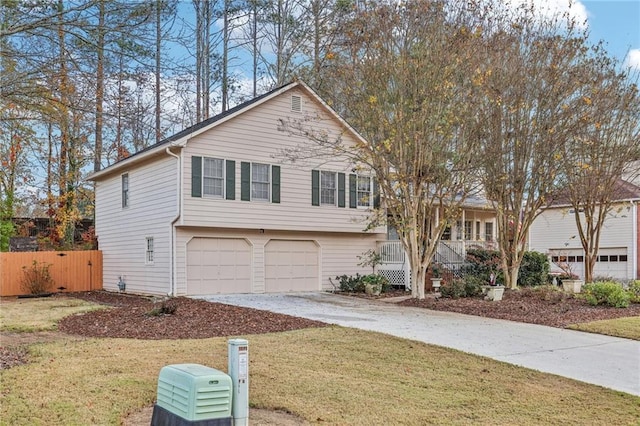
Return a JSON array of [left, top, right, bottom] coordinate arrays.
[[202, 157, 225, 198], [464, 220, 473, 241], [145, 237, 154, 265], [251, 162, 271, 202], [485, 222, 494, 242], [356, 174, 373, 209], [121, 173, 129, 208], [320, 171, 337, 206]]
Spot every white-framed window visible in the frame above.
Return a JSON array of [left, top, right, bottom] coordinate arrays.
[[203, 157, 224, 198], [145, 237, 154, 264], [464, 220, 473, 240], [485, 222, 494, 241], [121, 173, 129, 208], [320, 171, 336, 205], [455, 220, 463, 240], [251, 162, 270, 201], [356, 175, 372, 208]]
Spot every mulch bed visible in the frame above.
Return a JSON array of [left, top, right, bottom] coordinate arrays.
[[2, 288, 639, 370], [398, 287, 640, 328], [57, 291, 328, 340]]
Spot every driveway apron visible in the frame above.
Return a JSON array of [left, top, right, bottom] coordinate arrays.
[[204, 292, 640, 396]]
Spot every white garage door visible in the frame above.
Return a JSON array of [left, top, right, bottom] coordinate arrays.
[[187, 238, 251, 295], [265, 240, 319, 292], [594, 248, 629, 280]]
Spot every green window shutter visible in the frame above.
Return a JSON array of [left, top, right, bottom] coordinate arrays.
[[225, 160, 235, 200], [272, 165, 280, 203], [373, 177, 380, 209], [311, 170, 320, 206], [191, 156, 202, 198], [241, 161, 250, 201], [338, 173, 345, 207], [349, 174, 357, 208]]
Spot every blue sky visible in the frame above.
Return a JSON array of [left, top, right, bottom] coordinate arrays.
[[582, 0, 640, 69]]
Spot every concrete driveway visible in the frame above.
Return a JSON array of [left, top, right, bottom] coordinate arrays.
[[204, 292, 640, 396]]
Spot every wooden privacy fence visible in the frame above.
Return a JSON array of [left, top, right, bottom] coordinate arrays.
[[0, 251, 102, 296]]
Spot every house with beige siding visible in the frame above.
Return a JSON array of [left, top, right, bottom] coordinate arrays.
[[529, 180, 640, 282], [88, 81, 385, 296]]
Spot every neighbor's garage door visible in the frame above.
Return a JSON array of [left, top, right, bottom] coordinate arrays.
[[265, 240, 319, 292], [187, 238, 251, 295], [595, 248, 628, 280]]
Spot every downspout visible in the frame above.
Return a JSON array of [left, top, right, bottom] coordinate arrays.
[[633, 202, 638, 280], [166, 146, 182, 296]]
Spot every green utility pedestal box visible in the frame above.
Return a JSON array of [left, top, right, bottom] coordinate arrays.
[[151, 363, 232, 426]]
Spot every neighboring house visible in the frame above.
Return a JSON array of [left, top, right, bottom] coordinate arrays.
[[529, 179, 640, 281], [88, 81, 385, 296]]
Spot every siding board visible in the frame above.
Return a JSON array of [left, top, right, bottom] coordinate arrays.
[[181, 90, 383, 234]]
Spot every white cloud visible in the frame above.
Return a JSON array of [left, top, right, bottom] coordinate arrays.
[[499, 0, 589, 29], [624, 49, 640, 71]]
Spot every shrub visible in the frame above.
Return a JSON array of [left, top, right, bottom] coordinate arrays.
[[20, 260, 55, 295], [148, 300, 177, 316], [0, 220, 15, 252], [461, 249, 503, 285], [463, 275, 484, 297], [335, 274, 364, 292], [440, 279, 467, 299], [362, 274, 390, 293], [518, 251, 550, 286], [440, 277, 481, 299], [626, 280, 640, 303], [582, 282, 630, 308], [524, 285, 571, 303]]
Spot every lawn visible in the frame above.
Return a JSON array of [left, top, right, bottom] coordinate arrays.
[[0, 297, 107, 332], [568, 316, 640, 340], [1, 298, 639, 425]]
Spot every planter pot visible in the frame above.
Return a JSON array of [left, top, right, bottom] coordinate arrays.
[[431, 278, 442, 291], [562, 279, 583, 293], [365, 283, 382, 296], [483, 286, 505, 301]]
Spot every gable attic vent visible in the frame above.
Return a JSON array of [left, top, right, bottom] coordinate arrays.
[[291, 95, 302, 112]]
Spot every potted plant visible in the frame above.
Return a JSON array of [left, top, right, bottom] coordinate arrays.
[[362, 274, 388, 296], [430, 264, 442, 292], [483, 271, 505, 301], [560, 273, 583, 293], [548, 249, 583, 293]]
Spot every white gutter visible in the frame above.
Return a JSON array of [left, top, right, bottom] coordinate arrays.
[[166, 146, 182, 297]]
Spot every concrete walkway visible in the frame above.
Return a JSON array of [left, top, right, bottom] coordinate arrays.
[[204, 292, 640, 396]]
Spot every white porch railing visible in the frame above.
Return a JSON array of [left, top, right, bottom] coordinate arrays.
[[376, 240, 499, 288]]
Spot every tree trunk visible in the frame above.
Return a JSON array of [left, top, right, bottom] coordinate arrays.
[[155, 0, 161, 141], [222, 0, 229, 112], [94, 0, 105, 172]]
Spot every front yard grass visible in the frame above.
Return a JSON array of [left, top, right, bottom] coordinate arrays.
[[0, 297, 107, 333], [568, 316, 640, 340], [1, 327, 639, 425], [2, 296, 639, 425]]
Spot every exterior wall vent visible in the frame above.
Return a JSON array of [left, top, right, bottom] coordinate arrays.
[[291, 95, 302, 112]]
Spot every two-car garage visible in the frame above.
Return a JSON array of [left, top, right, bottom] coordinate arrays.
[[186, 237, 319, 295]]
